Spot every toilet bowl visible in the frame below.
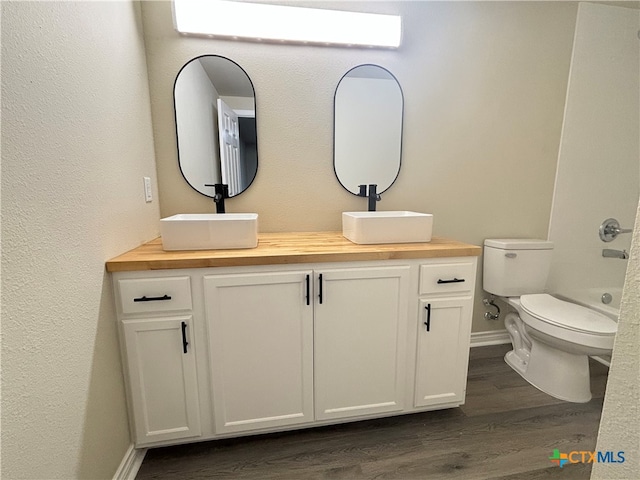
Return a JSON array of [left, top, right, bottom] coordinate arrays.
[[483, 239, 617, 403], [502, 295, 615, 403]]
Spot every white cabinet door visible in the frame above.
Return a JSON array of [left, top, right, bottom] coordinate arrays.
[[414, 297, 473, 408], [122, 316, 201, 444], [314, 266, 410, 420], [204, 271, 314, 434]]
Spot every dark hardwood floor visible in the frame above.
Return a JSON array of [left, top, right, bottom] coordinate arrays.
[[136, 344, 608, 479]]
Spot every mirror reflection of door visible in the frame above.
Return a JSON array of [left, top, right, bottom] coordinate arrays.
[[217, 98, 241, 196], [174, 55, 258, 198], [334, 65, 403, 195]]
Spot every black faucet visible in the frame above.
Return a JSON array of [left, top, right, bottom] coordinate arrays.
[[205, 183, 229, 214], [357, 184, 381, 212]]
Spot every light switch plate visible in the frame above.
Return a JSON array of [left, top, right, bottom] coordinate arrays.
[[143, 176, 153, 202]]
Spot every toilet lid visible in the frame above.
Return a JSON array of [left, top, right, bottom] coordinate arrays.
[[520, 294, 617, 335]]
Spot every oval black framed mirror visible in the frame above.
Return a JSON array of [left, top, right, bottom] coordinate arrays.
[[333, 64, 403, 196], [174, 55, 258, 198]]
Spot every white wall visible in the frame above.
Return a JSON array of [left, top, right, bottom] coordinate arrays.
[[141, 0, 579, 333], [547, 3, 639, 297], [221, 95, 255, 112], [1, 2, 159, 478], [174, 59, 222, 193]]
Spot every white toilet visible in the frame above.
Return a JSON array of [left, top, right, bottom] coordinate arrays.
[[483, 239, 617, 403]]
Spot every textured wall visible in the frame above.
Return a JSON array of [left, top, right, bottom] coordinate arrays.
[[141, 0, 578, 333], [1, 2, 160, 478], [593, 199, 640, 478]]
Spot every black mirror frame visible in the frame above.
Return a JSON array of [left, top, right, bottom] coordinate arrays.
[[173, 54, 259, 199], [332, 63, 404, 196]]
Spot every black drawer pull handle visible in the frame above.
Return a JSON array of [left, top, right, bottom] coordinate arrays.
[[437, 278, 465, 284], [181, 321, 189, 354], [133, 294, 172, 302], [424, 304, 431, 332]]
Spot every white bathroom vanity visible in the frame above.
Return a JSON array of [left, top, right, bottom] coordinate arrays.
[[106, 232, 480, 448]]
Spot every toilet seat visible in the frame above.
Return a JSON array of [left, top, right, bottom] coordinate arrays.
[[520, 294, 616, 335], [517, 294, 616, 351]]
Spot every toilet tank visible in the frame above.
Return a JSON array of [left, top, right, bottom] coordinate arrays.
[[483, 239, 554, 297]]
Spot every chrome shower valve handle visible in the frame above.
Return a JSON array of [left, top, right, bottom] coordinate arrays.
[[599, 218, 632, 242]]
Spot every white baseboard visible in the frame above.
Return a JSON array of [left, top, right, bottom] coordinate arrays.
[[470, 329, 511, 347], [113, 444, 147, 480]]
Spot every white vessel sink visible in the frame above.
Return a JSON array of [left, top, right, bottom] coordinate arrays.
[[342, 211, 433, 245], [160, 213, 258, 251]]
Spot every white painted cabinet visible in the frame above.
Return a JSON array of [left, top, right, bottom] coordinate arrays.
[[115, 275, 202, 446], [314, 266, 410, 420], [414, 297, 473, 407], [112, 255, 477, 448], [203, 271, 314, 434], [203, 266, 410, 430], [122, 316, 201, 444], [413, 260, 475, 408]]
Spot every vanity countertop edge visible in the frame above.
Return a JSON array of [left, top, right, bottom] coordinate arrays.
[[106, 231, 481, 272]]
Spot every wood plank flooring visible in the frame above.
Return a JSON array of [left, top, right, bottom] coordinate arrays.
[[136, 344, 608, 479]]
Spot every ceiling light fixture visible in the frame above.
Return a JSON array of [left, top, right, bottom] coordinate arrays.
[[172, 0, 402, 49]]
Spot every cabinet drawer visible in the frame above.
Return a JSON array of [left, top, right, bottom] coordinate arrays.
[[118, 276, 192, 314], [419, 262, 475, 295]]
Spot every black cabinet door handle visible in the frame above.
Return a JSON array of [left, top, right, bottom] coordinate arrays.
[[424, 304, 431, 332], [437, 278, 465, 284], [133, 294, 172, 302], [318, 274, 323, 304], [181, 321, 189, 354], [305, 274, 310, 305]]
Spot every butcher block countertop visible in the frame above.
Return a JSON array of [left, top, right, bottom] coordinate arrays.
[[106, 231, 481, 272]]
